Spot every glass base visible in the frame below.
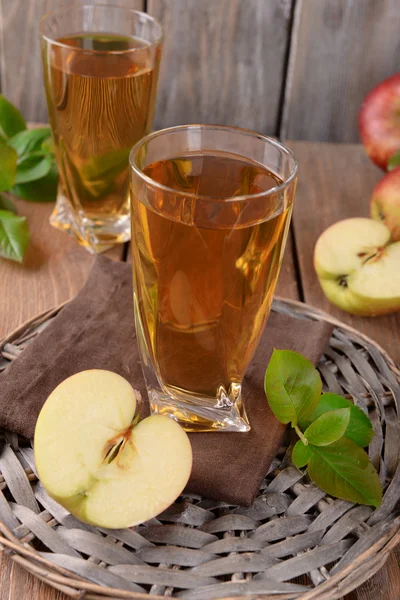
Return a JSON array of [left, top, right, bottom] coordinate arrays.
[[134, 294, 251, 433], [148, 385, 251, 433], [50, 192, 130, 254]]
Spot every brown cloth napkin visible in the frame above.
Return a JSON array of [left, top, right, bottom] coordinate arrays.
[[0, 256, 333, 506]]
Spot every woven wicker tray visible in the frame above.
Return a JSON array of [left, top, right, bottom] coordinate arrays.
[[0, 298, 399, 600]]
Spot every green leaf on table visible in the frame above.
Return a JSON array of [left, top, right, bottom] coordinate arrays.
[[0, 95, 26, 139], [264, 349, 322, 426], [307, 437, 382, 507], [15, 154, 52, 184], [0, 194, 17, 213], [0, 142, 18, 191], [388, 150, 400, 171], [8, 127, 52, 158], [11, 162, 58, 202], [310, 393, 373, 448], [292, 440, 313, 468], [304, 408, 351, 446], [0, 209, 30, 262]]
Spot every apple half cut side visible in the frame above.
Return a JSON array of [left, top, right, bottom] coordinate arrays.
[[314, 218, 400, 316], [34, 370, 193, 529], [371, 166, 400, 242]]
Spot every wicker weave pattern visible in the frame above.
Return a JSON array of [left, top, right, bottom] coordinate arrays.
[[0, 298, 399, 600]]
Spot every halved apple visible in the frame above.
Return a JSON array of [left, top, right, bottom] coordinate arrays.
[[314, 218, 400, 316], [34, 370, 192, 529]]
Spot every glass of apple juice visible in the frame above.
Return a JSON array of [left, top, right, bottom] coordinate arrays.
[[40, 4, 163, 253], [130, 125, 298, 433]]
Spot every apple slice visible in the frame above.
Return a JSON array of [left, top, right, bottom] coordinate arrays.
[[359, 73, 400, 171], [314, 218, 400, 316], [34, 370, 192, 529], [371, 166, 400, 242]]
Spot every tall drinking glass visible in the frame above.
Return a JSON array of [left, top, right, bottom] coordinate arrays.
[[40, 5, 163, 253], [130, 125, 298, 432]]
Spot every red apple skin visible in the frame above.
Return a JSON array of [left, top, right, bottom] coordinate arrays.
[[359, 73, 400, 170], [370, 166, 400, 241]]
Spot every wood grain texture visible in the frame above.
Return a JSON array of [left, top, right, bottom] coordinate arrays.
[[346, 549, 400, 600], [0, 0, 144, 122], [282, 0, 400, 142], [289, 141, 400, 364], [0, 553, 12, 599], [0, 199, 123, 339], [8, 561, 66, 600], [147, 0, 292, 133], [275, 232, 300, 301]]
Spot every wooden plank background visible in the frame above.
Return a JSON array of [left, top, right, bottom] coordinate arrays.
[[147, 0, 291, 133], [281, 0, 400, 141], [0, 0, 399, 140]]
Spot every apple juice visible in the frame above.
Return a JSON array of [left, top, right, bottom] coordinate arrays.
[[43, 33, 160, 218], [131, 153, 293, 406]]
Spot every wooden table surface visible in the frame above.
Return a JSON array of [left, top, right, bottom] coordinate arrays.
[[0, 141, 399, 599]]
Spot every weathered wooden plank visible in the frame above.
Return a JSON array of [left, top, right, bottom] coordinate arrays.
[[8, 560, 66, 600], [345, 549, 400, 600], [0, 0, 144, 122], [282, 0, 400, 142], [147, 0, 292, 134], [276, 232, 300, 301], [0, 199, 123, 339], [290, 141, 400, 364]]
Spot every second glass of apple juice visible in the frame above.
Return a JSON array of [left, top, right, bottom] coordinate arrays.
[[40, 5, 163, 253], [130, 125, 298, 432]]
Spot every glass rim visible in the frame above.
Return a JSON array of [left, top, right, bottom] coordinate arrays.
[[40, 3, 164, 54], [129, 124, 298, 203]]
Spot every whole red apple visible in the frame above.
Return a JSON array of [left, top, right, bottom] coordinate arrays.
[[370, 166, 400, 241], [359, 73, 400, 170]]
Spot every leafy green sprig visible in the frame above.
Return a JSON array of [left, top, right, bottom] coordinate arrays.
[[0, 95, 58, 262], [265, 349, 382, 508]]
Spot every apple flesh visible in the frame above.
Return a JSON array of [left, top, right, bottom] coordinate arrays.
[[371, 166, 400, 242], [359, 73, 400, 171], [34, 370, 192, 529], [314, 218, 400, 316]]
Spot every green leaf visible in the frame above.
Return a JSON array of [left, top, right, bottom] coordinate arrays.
[[292, 440, 313, 468], [80, 147, 130, 199], [8, 127, 52, 159], [311, 393, 373, 448], [0, 209, 30, 262], [11, 163, 58, 202], [307, 438, 382, 507], [0, 194, 17, 213], [0, 95, 26, 139], [388, 150, 400, 171], [0, 143, 18, 191], [15, 154, 52, 184], [264, 349, 322, 427], [304, 408, 351, 446], [41, 136, 55, 154]]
